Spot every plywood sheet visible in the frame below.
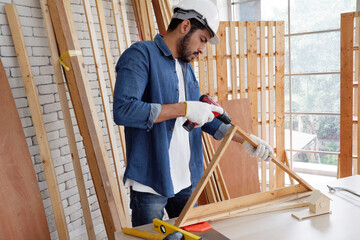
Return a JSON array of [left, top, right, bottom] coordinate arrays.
[[211, 99, 260, 198], [0, 59, 50, 239]]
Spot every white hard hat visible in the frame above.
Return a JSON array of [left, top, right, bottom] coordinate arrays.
[[172, 0, 220, 45]]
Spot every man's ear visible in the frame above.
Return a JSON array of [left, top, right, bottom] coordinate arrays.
[[179, 19, 191, 35]]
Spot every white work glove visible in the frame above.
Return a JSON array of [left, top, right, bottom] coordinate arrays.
[[185, 101, 223, 127], [243, 134, 273, 161]]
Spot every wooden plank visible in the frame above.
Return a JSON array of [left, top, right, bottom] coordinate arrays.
[[138, 0, 152, 40], [185, 185, 309, 222], [39, 0, 96, 238], [119, 0, 131, 48], [175, 125, 238, 227], [85, 0, 131, 226], [216, 22, 228, 100], [230, 21, 237, 99], [111, 0, 126, 53], [340, 12, 355, 178], [275, 21, 286, 187], [131, 0, 143, 40], [47, 0, 130, 237], [198, 53, 206, 93], [5, 4, 70, 239], [0, 59, 50, 240], [206, 43, 215, 97], [203, 133, 230, 201], [260, 22, 267, 191], [268, 22, 275, 190], [238, 22, 246, 99], [356, 16, 360, 175], [211, 99, 260, 198], [145, 0, 156, 40], [246, 21, 258, 135], [152, 0, 167, 35]]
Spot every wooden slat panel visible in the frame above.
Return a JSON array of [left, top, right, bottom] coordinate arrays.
[[246, 21, 258, 134], [5, 4, 70, 239], [0, 59, 50, 240], [39, 0, 96, 238], [216, 22, 228, 100], [340, 12, 355, 178], [275, 21, 285, 187], [268, 22, 275, 190], [47, 0, 130, 236]]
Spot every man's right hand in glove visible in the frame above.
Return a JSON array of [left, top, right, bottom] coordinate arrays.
[[185, 101, 223, 127]]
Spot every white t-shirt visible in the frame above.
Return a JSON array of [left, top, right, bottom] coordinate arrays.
[[126, 59, 191, 195]]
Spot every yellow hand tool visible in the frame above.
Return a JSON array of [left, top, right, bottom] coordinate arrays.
[[153, 219, 202, 240]]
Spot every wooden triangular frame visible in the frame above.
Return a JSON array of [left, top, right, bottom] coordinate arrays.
[[175, 125, 315, 227]]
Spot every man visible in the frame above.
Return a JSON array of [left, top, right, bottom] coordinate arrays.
[[113, 0, 273, 227]]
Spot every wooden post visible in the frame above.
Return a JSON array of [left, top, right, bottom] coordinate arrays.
[[5, 4, 70, 239], [340, 12, 355, 178], [39, 0, 96, 238], [47, 0, 130, 237], [275, 21, 285, 187]]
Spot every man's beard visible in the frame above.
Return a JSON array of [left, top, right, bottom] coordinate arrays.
[[177, 31, 199, 62]]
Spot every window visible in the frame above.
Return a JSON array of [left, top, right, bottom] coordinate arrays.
[[231, 0, 356, 181]]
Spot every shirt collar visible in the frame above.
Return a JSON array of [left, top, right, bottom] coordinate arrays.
[[154, 34, 173, 57]]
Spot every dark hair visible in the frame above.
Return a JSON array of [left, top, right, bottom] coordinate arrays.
[[167, 18, 206, 34]]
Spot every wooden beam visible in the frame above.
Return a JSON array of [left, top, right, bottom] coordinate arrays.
[[85, 0, 131, 226], [118, 0, 131, 48], [268, 22, 275, 190], [260, 22, 267, 191], [340, 12, 355, 178], [275, 21, 285, 187], [47, 0, 130, 237], [39, 0, 96, 238], [5, 4, 69, 239]]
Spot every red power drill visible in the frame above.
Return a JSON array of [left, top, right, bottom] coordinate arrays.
[[183, 95, 232, 132]]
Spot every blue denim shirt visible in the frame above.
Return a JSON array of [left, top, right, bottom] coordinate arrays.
[[113, 34, 228, 197]]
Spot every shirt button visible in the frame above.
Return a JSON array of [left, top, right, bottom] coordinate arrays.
[[176, 88, 179, 91], [170, 128, 174, 131]]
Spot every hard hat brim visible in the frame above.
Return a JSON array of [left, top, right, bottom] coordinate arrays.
[[209, 34, 219, 45]]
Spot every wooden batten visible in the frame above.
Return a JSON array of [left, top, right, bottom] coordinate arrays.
[[39, 0, 96, 238], [47, 0, 130, 238], [84, 0, 131, 226], [340, 12, 355, 178]]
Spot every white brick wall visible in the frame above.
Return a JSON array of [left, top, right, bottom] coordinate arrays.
[[0, 0, 142, 239]]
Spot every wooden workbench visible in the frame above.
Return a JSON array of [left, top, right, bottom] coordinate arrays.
[[115, 175, 360, 240]]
